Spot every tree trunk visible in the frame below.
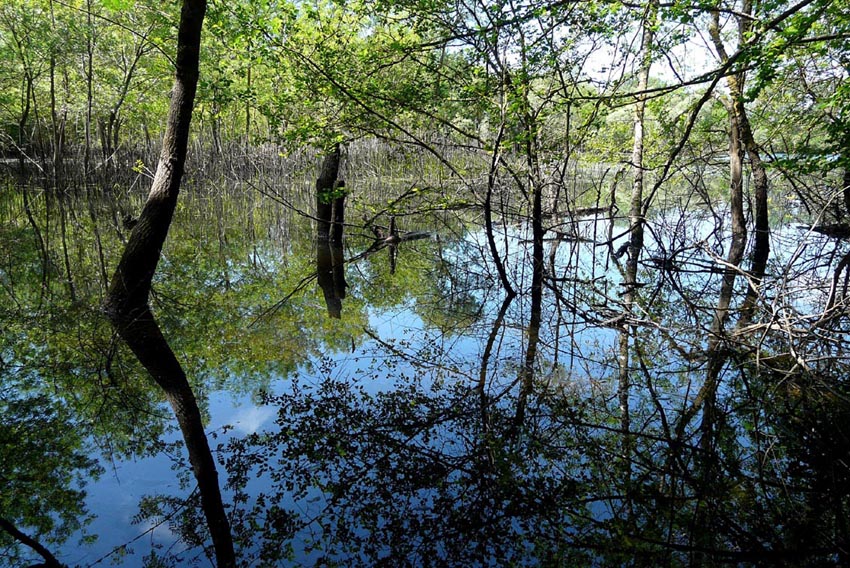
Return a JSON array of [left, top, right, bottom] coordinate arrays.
[[708, 8, 770, 327], [619, 0, 656, 469], [485, 119, 515, 298], [103, 1, 236, 566], [712, 105, 747, 333], [48, 0, 66, 178], [84, 0, 94, 177], [316, 143, 341, 241], [18, 74, 32, 170], [843, 157, 850, 217], [735, 98, 770, 324]]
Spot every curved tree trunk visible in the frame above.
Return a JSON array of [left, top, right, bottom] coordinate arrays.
[[103, 1, 236, 566]]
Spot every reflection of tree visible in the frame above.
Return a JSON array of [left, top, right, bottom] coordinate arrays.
[[5, 128, 850, 566], [216, 284, 850, 567], [224, 373, 590, 566], [317, 241, 347, 319], [103, 0, 237, 564], [0, 395, 102, 567]]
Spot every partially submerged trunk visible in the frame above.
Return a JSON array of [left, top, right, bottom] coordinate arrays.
[[736, 99, 770, 324], [712, 106, 748, 334], [708, 8, 770, 328], [618, 0, 656, 471], [676, 101, 748, 445], [103, 1, 236, 565], [316, 143, 345, 243]]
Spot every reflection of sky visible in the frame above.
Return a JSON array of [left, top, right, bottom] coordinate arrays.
[[75, 442, 189, 566], [214, 397, 278, 435], [56, 208, 849, 565]]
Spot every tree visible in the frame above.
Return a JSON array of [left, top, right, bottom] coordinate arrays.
[[103, 0, 236, 565]]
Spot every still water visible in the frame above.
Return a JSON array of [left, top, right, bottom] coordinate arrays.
[[2, 163, 849, 566]]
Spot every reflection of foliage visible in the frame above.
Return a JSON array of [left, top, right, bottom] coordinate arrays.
[[357, 235, 485, 335], [0, 394, 102, 566], [213, 327, 850, 567], [223, 364, 594, 567], [131, 491, 214, 568]]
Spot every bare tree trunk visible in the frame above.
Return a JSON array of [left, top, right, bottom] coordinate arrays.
[[485, 119, 516, 298], [708, 6, 770, 327], [48, 0, 66, 177], [735, 98, 770, 324], [675, 103, 748, 443], [212, 103, 223, 154], [843, 159, 850, 217], [18, 74, 32, 170], [84, 0, 94, 177], [619, 0, 656, 470], [103, 2, 236, 566], [245, 55, 252, 151], [712, 106, 748, 333], [316, 143, 341, 241]]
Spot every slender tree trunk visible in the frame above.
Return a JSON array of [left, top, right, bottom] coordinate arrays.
[[485, 119, 515, 298], [710, 104, 748, 337], [735, 98, 770, 324], [675, 104, 748, 444], [513, 112, 544, 435], [843, 158, 850, 217], [18, 74, 32, 170], [619, 0, 656, 468], [245, 56, 252, 151], [708, 8, 770, 327], [212, 102, 223, 154], [103, 2, 236, 566], [84, 0, 94, 177], [49, 0, 65, 177]]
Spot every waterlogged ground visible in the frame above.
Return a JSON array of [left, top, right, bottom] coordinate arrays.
[[2, 165, 850, 566]]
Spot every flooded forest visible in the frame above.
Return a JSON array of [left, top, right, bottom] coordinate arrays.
[[2, 0, 850, 566]]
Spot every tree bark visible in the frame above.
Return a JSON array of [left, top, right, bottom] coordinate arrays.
[[84, 0, 94, 177], [843, 158, 850, 218], [619, 0, 656, 467], [708, 8, 770, 327], [316, 143, 341, 241], [103, 1, 236, 566], [712, 105, 748, 334]]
